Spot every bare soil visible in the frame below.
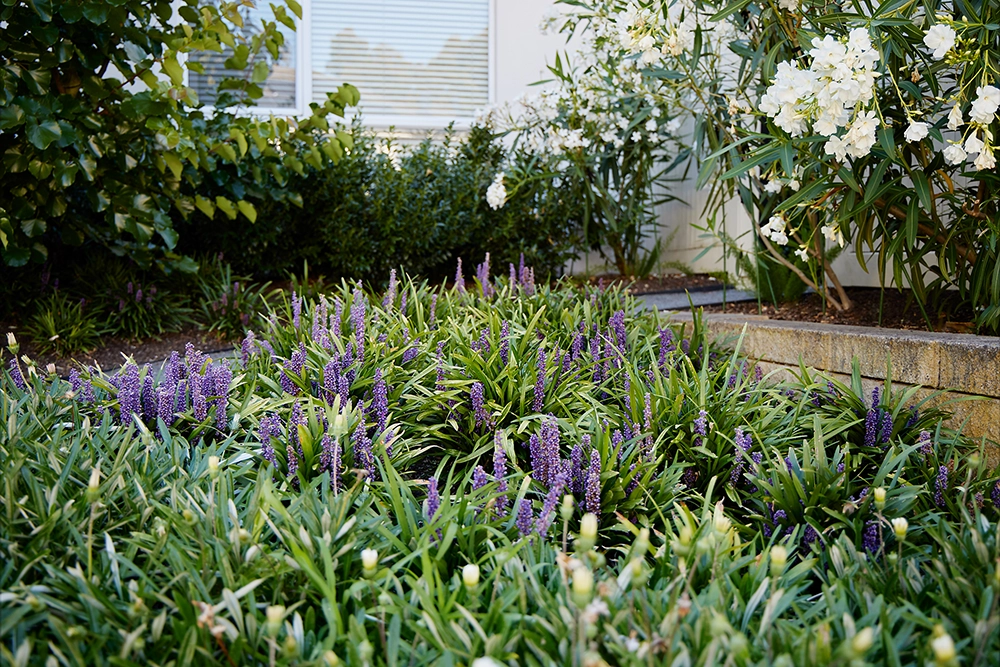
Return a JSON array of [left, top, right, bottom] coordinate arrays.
[[702, 287, 978, 334], [582, 272, 727, 295]]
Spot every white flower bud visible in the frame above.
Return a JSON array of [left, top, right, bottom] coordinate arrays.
[[361, 548, 378, 576], [86, 465, 101, 503], [891, 517, 908, 541], [931, 632, 955, 664], [462, 563, 480, 589], [873, 487, 886, 511], [572, 568, 594, 607], [580, 513, 598, 541], [560, 494, 574, 522], [851, 627, 874, 655], [265, 605, 284, 637], [770, 545, 788, 576], [207, 456, 220, 475]]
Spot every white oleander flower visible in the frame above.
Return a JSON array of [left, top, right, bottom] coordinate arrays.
[[644, 118, 657, 132], [970, 85, 1000, 124], [778, 0, 798, 10], [794, 246, 810, 262], [821, 224, 846, 247], [904, 121, 929, 143], [825, 134, 849, 161], [947, 104, 964, 130], [486, 172, 507, 210], [943, 143, 967, 165], [974, 145, 995, 170], [764, 179, 783, 193], [923, 24, 956, 60], [964, 133, 984, 155]]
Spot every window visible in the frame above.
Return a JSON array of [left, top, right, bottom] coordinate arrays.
[[190, 0, 492, 127]]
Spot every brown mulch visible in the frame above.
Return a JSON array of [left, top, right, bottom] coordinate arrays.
[[702, 287, 978, 334], [4, 326, 230, 376], [583, 272, 727, 295]]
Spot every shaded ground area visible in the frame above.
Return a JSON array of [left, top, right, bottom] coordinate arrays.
[[703, 287, 978, 333], [6, 327, 229, 376], [581, 272, 726, 294]]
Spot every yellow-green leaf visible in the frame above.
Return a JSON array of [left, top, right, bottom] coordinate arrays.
[[237, 200, 257, 223], [229, 128, 248, 157], [164, 153, 183, 179], [195, 195, 215, 219], [162, 54, 184, 86], [215, 196, 237, 220]]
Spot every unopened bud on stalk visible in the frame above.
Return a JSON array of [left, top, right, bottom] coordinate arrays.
[[358, 640, 374, 661], [361, 548, 378, 578], [931, 629, 955, 664], [323, 650, 341, 666], [6, 332, 18, 354], [462, 563, 480, 590], [333, 413, 348, 437], [561, 494, 574, 522], [770, 545, 787, 577], [851, 627, 874, 656], [265, 605, 285, 637], [891, 517, 908, 541], [571, 568, 594, 608], [873, 487, 886, 511], [207, 456, 220, 477], [46, 363, 56, 375], [87, 466, 101, 503], [633, 528, 650, 560], [577, 513, 598, 551]]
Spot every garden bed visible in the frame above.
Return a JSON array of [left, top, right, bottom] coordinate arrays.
[[2, 274, 998, 666]]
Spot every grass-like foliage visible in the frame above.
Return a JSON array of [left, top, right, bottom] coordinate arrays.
[[2, 268, 998, 666]]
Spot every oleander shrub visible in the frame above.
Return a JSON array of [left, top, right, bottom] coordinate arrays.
[[2, 269, 998, 665]]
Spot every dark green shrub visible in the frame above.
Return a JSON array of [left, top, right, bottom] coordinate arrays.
[[178, 124, 586, 283], [197, 257, 268, 341]]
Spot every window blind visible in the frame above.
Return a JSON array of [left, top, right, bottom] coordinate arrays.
[[311, 0, 489, 119], [189, 4, 297, 110]]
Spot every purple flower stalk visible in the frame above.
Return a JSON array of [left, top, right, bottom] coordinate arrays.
[[535, 470, 568, 538], [992, 482, 1000, 509], [142, 367, 156, 423], [286, 444, 300, 490], [862, 519, 881, 554], [280, 343, 308, 395], [118, 364, 141, 424], [192, 373, 208, 422], [435, 341, 447, 392], [539, 416, 561, 487], [352, 422, 375, 479], [427, 476, 441, 521], [429, 294, 438, 327], [518, 253, 526, 286], [864, 409, 878, 448], [476, 253, 494, 298], [533, 348, 546, 412], [499, 320, 510, 366], [213, 364, 232, 430], [934, 465, 948, 508], [351, 288, 366, 360], [920, 431, 934, 455], [157, 386, 175, 428], [609, 310, 627, 353], [880, 411, 893, 445], [185, 343, 205, 377], [509, 263, 517, 291], [69, 369, 82, 393], [516, 499, 534, 537], [372, 369, 389, 434], [570, 443, 584, 494], [658, 328, 675, 369], [471, 381, 490, 430], [319, 434, 341, 493], [240, 331, 256, 367], [694, 409, 707, 447], [291, 291, 302, 329], [472, 465, 488, 514], [730, 427, 753, 486], [585, 449, 601, 515]]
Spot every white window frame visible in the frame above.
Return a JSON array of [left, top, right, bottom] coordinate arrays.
[[194, 0, 496, 129]]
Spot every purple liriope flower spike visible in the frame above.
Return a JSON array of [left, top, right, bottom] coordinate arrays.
[[493, 435, 509, 517], [540, 416, 560, 488], [905, 406, 919, 429], [533, 348, 545, 412], [535, 470, 568, 538], [69, 368, 82, 393], [352, 422, 375, 479], [351, 288, 366, 361], [399, 290, 407, 317], [426, 477, 442, 538], [516, 498, 534, 537], [880, 411, 892, 445], [214, 364, 232, 431], [918, 430, 932, 456], [286, 444, 300, 490], [694, 409, 707, 447], [518, 253, 526, 286], [332, 298, 343, 340], [241, 331, 256, 367], [185, 343, 205, 376], [871, 386, 881, 409], [992, 482, 1000, 509], [291, 291, 302, 330], [864, 409, 878, 448], [429, 293, 438, 328], [570, 444, 584, 494], [585, 449, 601, 515], [509, 263, 517, 291], [320, 434, 341, 493], [934, 465, 948, 508], [372, 369, 389, 434], [118, 364, 141, 424], [384, 269, 397, 308], [625, 463, 639, 497], [192, 372, 208, 422], [141, 366, 157, 423], [455, 258, 465, 293], [528, 434, 544, 482], [862, 519, 881, 554], [472, 465, 488, 514], [157, 386, 176, 428], [435, 341, 447, 392], [499, 321, 510, 366], [471, 381, 489, 430], [609, 310, 627, 353]]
